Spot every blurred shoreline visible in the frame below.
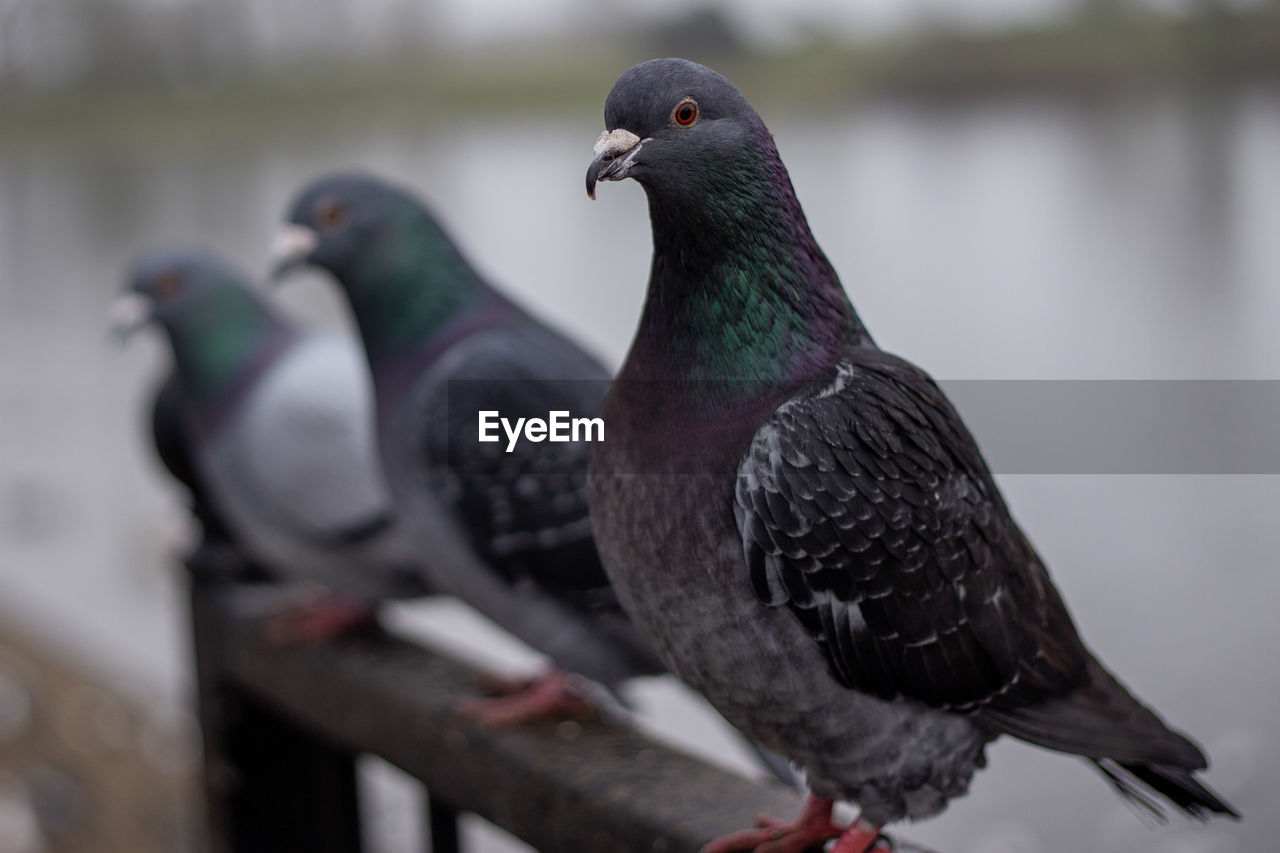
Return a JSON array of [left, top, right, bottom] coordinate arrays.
[[4, 6, 1280, 147]]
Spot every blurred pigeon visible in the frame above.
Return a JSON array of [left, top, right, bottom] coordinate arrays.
[[272, 173, 669, 723], [585, 58, 1238, 852], [116, 248, 427, 637], [145, 370, 263, 579], [148, 371, 232, 547]]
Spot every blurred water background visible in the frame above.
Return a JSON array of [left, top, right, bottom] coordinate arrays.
[[2, 1, 1279, 851]]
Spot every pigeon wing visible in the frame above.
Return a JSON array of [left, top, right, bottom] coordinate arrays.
[[735, 347, 1205, 769], [416, 328, 617, 610], [240, 336, 393, 543]]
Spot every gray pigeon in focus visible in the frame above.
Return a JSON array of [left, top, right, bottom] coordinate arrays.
[[585, 58, 1238, 852], [117, 248, 427, 636], [272, 174, 668, 724]]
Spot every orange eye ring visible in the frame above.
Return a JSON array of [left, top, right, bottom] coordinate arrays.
[[672, 98, 699, 127], [315, 198, 349, 231]]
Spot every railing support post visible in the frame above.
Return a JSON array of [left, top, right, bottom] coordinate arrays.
[[425, 794, 460, 853], [190, 563, 364, 853]]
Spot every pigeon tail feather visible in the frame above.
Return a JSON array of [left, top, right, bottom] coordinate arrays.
[[980, 656, 1210, 769], [1094, 759, 1240, 821]]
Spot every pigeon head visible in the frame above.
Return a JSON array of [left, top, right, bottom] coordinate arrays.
[[274, 172, 423, 281], [586, 58, 764, 203], [116, 248, 256, 340], [587, 59, 867, 388], [116, 248, 291, 405], [274, 172, 490, 359]]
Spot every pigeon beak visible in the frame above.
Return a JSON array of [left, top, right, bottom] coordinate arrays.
[[586, 129, 644, 200], [109, 292, 153, 344], [269, 224, 320, 281]]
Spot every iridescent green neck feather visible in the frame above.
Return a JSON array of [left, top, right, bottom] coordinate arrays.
[[339, 206, 492, 367], [164, 281, 292, 414], [628, 127, 868, 396]]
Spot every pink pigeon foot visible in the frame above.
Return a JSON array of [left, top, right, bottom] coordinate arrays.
[[702, 795, 885, 853], [263, 598, 377, 645], [456, 669, 594, 727]]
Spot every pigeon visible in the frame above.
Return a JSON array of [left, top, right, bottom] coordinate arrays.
[[144, 370, 266, 579], [147, 371, 234, 549], [116, 248, 427, 637], [271, 173, 669, 723], [585, 58, 1238, 852]]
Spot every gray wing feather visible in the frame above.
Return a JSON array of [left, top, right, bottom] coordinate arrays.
[[388, 324, 662, 686], [735, 347, 1206, 769], [238, 335, 392, 539]]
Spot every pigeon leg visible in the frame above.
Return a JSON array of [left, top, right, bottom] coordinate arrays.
[[264, 597, 378, 644], [471, 671, 541, 696], [702, 795, 883, 853], [456, 670, 594, 727], [830, 822, 889, 853]]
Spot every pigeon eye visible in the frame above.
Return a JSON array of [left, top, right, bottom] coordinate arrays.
[[672, 99, 699, 127], [155, 269, 183, 299], [315, 198, 349, 231]]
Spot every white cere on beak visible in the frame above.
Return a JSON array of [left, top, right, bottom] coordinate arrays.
[[588, 129, 647, 199], [594, 128, 642, 159], [269, 224, 320, 274], [109, 292, 152, 343]]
